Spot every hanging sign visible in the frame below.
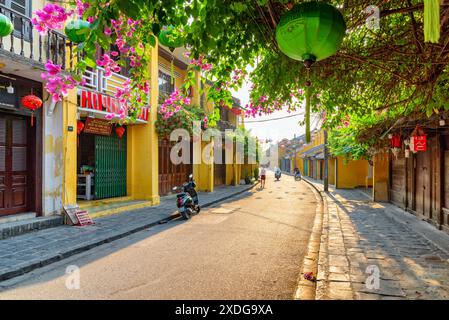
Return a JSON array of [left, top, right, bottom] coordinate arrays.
[[410, 125, 427, 152], [79, 89, 149, 121], [83, 117, 113, 136], [412, 136, 427, 152]]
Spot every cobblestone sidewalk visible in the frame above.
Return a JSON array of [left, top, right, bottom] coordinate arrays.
[[306, 179, 449, 300], [0, 184, 256, 282]]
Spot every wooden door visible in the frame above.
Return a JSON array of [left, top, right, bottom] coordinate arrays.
[[158, 139, 192, 196], [0, 115, 29, 216], [390, 154, 406, 207], [415, 151, 431, 219]]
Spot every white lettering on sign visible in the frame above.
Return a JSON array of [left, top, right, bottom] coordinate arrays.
[[79, 89, 149, 121]]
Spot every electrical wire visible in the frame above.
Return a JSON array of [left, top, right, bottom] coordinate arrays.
[[244, 112, 305, 123]]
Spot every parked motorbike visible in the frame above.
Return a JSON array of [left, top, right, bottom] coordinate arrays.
[[172, 174, 201, 220]]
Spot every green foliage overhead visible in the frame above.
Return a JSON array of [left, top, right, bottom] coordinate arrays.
[[70, 1, 449, 158]]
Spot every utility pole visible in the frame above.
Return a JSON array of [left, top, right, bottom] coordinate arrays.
[[324, 129, 329, 192], [294, 134, 297, 170]]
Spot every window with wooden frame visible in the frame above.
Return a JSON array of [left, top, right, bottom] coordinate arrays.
[[158, 70, 174, 105], [0, 0, 31, 41]]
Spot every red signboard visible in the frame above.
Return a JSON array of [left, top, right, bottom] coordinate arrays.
[[412, 135, 427, 152], [83, 117, 113, 136], [79, 89, 149, 121]]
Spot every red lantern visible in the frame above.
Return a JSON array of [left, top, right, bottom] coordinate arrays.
[[115, 126, 125, 139], [390, 134, 401, 148], [21, 95, 43, 126], [231, 107, 242, 116], [77, 120, 85, 135]]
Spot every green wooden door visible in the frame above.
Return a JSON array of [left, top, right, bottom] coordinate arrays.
[[94, 133, 127, 199]]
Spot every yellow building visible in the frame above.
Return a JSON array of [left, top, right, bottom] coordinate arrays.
[[64, 44, 246, 217], [295, 129, 372, 189], [0, 1, 251, 221]]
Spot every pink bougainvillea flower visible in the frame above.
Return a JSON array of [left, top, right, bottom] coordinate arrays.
[[44, 60, 62, 76], [41, 64, 78, 103], [75, 0, 90, 16], [96, 53, 121, 77], [31, 4, 72, 35]]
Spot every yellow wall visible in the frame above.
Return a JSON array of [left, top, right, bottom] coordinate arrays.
[[335, 157, 369, 189], [126, 44, 160, 204], [62, 89, 78, 206]]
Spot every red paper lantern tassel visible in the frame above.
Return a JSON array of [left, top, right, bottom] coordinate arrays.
[[30, 112, 34, 127]]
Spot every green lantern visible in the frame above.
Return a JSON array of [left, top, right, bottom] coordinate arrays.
[[158, 26, 184, 51], [64, 20, 90, 43], [0, 14, 14, 37], [275, 2, 346, 64]]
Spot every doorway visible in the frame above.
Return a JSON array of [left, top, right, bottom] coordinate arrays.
[[0, 114, 33, 216], [77, 128, 127, 200]]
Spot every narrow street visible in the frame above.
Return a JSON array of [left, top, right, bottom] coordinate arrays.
[[0, 173, 317, 300]]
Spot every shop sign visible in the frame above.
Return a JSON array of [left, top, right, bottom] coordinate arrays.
[[79, 89, 149, 121], [411, 135, 427, 152], [410, 125, 427, 152], [83, 117, 113, 136]]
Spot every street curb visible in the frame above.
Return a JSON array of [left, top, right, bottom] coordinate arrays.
[[293, 177, 325, 300], [0, 183, 259, 283]]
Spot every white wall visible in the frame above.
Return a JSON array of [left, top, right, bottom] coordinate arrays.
[[42, 97, 63, 216]]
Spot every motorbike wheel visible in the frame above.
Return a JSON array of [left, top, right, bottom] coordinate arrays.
[[182, 208, 193, 220], [196, 205, 201, 214]]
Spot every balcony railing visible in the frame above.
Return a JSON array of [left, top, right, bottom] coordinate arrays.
[[81, 67, 129, 96], [0, 4, 71, 69]]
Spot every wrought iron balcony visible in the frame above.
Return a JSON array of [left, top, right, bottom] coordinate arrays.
[[0, 4, 72, 69]]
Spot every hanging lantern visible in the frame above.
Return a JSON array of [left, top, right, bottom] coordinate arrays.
[[276, 2, 346, 64], [231, 107, 242, 116], [424, 0, 440, 43], [77, 120, 85, 135], [390, 134, 401, 148], [115, 126, 125, 139], [158, 26, 184, 51], [405, 149, 410, 158], [64, 20, 90, 43], [0, 13, 13, 37], [410, 125, 427, 152], [21, 95, 43, 127]]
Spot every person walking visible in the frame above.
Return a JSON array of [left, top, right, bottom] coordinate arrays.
[[260, 166, 267, 188]]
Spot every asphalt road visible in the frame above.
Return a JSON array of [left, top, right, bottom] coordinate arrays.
[[0, 173, 317, 300]]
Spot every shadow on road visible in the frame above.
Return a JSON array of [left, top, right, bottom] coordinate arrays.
[[0, 190, 257, 294]]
